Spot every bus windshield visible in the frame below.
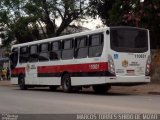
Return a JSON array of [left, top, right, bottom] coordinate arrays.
[[110, 27, 148, 53]]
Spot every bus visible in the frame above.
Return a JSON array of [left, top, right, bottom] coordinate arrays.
[[10, 26, 151, 93]]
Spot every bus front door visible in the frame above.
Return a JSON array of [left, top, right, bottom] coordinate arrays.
[[26, 63, 39, 85]]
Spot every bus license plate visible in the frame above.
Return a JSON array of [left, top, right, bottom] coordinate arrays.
[[127, 70, 135, 75]]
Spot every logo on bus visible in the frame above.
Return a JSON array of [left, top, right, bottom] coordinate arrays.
[[122, 60, 128, 68], [114, 54, 119, 59]]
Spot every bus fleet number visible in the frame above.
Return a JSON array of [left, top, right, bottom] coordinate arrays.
[[89, 64, 99, 70], [135, 54, 146, 58]]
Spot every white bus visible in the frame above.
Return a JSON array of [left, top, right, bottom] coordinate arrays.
[[10, 26, 151, 93]]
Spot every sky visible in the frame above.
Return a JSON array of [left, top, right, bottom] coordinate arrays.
[[55, 17, 104, 30], [79, 17, 105, 30]]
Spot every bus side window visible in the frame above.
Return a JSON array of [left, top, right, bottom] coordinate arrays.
[[75, 36, 88, 59], [50, 41, 61, 60], [19, 46, 28, 63], [61, 39, 74, 60], [10, 48, 18, 69], [29, 45, 38, 62], [88, 33, 104, 57], [39, 43, 50, 61]]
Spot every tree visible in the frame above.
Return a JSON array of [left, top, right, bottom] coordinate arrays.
[[0, 0, 36, 46], [0, 0, 88, 46], [88, 0, 160, 48], [88, 0, 115, 25], [29, 0, 87, 36], [140, 0, 160, 49]]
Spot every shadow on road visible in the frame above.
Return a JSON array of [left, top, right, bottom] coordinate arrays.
[[13, 87, 134, 96]]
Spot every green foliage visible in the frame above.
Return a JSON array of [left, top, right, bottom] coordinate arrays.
[[0, 0, 88, 47], [88, 0, 115, 24], [88, 0, 160, 49]]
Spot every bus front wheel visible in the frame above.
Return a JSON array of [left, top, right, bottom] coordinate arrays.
[[19, 76, 27, 90], [92, 84, 111, 94], [62, 73, 72, 93]]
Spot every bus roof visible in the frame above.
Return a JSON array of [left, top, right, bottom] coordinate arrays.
[[12, 26, 148, 48], [12, 27, 109, 48]]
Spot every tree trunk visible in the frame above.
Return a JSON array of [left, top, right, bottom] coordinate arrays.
[[42, 0, 56, 37]]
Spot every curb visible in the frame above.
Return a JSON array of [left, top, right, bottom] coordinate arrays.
[[148, 92, 160, 95], [0, 81, 12, 87]]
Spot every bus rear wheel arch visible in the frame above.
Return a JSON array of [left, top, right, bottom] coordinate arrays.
[[61, 73, 72, 93]]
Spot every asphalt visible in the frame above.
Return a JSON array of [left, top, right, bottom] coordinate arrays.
[[0, 80, 160, 95], [0, 85, 160, 114]]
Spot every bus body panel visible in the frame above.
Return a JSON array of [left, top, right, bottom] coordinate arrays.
[[109, 51, 150, 76], [108, 27, 151, 84], [11, 78, 18, 84], [26, 64, 39, 85], [10, 27, 151, 87]]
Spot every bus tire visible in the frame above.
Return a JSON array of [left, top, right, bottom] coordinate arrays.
[[49, 86, 58, 91], [62, 73, 72, 93], [19, 76, 27, 90], [92, 84, 111, 94]]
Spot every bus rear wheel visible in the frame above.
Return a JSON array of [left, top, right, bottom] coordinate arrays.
[[92, 84, 111, 94], [19, 76, 27, 90], [62, 73, 72, 93]]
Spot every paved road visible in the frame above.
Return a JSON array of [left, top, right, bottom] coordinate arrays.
[[0, 86, 160, 114]]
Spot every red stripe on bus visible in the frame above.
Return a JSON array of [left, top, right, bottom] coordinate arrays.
[[37, 62, 108, 74], [11, 67, 25, 75]]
